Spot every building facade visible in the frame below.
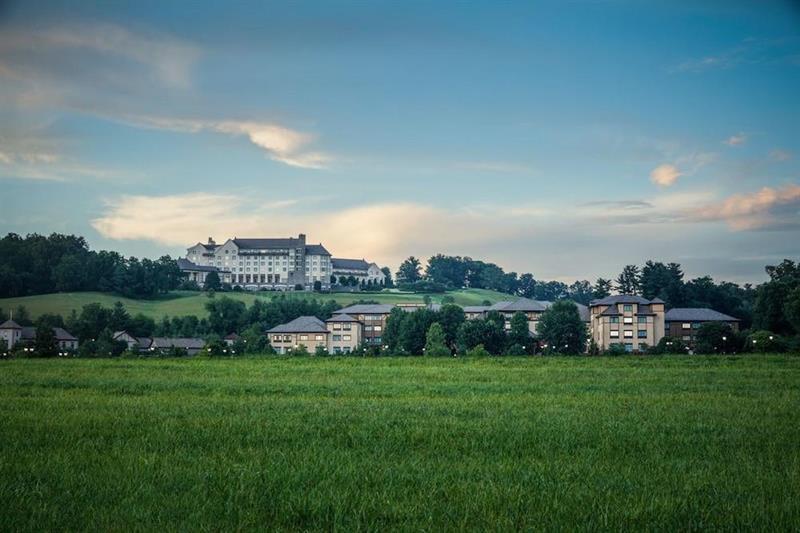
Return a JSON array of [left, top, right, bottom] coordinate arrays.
[[664, 308, 740, 346], [267, 316, 330, 354], [0, 320, 78, 351], [465, 299, 590, 337], [185, 234, 331, 290], [331, 258, 386, 285], [589, 295, 666, 352]]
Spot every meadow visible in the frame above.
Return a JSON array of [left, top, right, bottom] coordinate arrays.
[[1, 355, 798, 531], [0, 288, 513, 319]]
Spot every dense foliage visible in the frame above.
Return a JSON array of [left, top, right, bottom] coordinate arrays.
[[0, 233, 182, 298]]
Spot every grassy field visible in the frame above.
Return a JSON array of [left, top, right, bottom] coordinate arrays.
[[0, 288, 513, 319], [1, 356, 798, 530]]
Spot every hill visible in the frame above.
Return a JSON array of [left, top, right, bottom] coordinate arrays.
[[0, 288, 516, 320]]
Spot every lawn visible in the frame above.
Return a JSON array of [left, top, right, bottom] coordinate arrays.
[[0, 288, 513, 319], [1, 356, 798, 531]]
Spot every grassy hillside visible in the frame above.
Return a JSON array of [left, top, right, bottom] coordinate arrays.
[[0, 288, 514, 319], [0, 356, 798, 530]]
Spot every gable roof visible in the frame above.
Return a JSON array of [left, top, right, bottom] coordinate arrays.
[[150, 337, 205, 349], [326, 313, 360, 323], [233, 237, 300, 249], [0, 319, 21, 330], [266, 316, 328, 333], [590, 295, 654, 306], [177, 258, 230, 273], [18, 327, 77, 341], [334, 304, 395, 315], [665, 308, 740, 322], [305, 244, 331, 256], [331, 258, 370, 271], [489, 299, 551, 312], [463, 305, 489, 313]]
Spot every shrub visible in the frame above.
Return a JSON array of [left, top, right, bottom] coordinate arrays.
[[291, 344, 310, 356], [654, 336, 686, 355], [466, 344, 491, 357], [315, 345, 329, 356], [504, 343, 526, 356], [605, 343, 628, 356], [745, 330, 787, 353]]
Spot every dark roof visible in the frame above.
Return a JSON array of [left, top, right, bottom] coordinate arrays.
[[326, 313, 359, 323], [233, 237, 300, 249], [305, 244, 331, 256], [665, 308, 740, 322], [489, 299, 551, 312], [0, 319, 21, 329], [151, 337, 205, 349], [334, 304, 395, 315], [177, 258, 229, 273], [574, 303, 590, 322], [331, 258, 370, 271], [590, 295, 653, 306], [463, 306, 489, 313], [266, 316, 328, 333], [18, 327, 76, 341]]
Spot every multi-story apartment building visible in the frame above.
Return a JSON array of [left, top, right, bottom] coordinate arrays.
[[185, 234, 331, 290], [589, 295, 666, 352], [266, 315, 364, 354], [331, 258, 386, 285], [332, 304, 395, 346], [664, 308, 740, 346], [465, 299, 590, 337]]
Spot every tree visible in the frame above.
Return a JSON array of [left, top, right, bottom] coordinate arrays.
[[517, 273, 537, 298], [508, 312, 530, 350], [654, 336, 686, 354], [567, 280, 594, 305], [423, 323, 450, 356], [205, 297, 247, 335], [785, 286, 800, 335], [466, 344, 491, 357], [536, 301, 587, 355], [593, 278, 612, 299], [380, 266, 393, 288], [313, 280, 322, 292], [456, 315, 505, 355], [694, 322, 736, 354], [383, 308, 407, 354], [615, 265, 641, 295], [437, 304, 465, 349], [396, 256, 422, 283], [34, 325, 57, 357], [204, 271, 222, 291], [745, 330, 787, 353]]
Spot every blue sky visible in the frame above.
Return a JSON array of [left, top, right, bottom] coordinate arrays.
[[1, 0, 798, 283]]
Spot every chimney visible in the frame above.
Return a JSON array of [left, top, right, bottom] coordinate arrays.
[[298, 233, 306, 246], [208, 237, 215, 245]]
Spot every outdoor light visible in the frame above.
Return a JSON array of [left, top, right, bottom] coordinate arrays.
[[722, 336, 727, 341], [769, 335, 774, 341], [753, 339, 757, 344]]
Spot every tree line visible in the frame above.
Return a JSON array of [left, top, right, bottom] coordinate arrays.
[[0, 233, 183, 298]]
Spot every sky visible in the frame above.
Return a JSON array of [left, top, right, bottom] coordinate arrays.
[[1, 0, 799, 284]]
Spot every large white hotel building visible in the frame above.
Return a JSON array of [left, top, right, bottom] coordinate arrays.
[[181, 233, 385, 291]]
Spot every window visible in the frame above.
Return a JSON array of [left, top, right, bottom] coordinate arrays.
[[333, 335, 342, 341], [364, 325, 373, 332], [610, 330, 620, 338], [343, 324, 351, 331], [272, 335, 282, 342], [299, 334, 308, 341], [623, 304, 633, 312], [682, 335, 691, 341], [333, 347, 341, 354], [333, 323, 342, 330], [623, 317, 633, 324], [638, 316, 647, 324], [637, 330, 647, 339], [692, 323, 701, 329], [624, 343, 633, 352], [373, 325, 382, 332], [343, 335, 351, 341], [610, 317, 619, 324], [315, 335, 324, 341], [283, 335, 291, 342], [682, 323, 691, 329], [623, 330, 633, 338]]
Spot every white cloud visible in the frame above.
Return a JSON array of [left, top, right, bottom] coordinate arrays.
[[650, 164, 682, 187], [689, 184, 800, 230], [118, 115, 331, 169], [0, 22, 199, 90], [724, 133, 748, 146]]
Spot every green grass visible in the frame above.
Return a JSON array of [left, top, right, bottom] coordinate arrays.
[[1, 356, 798, 530], [0, 288, 513, 319]]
